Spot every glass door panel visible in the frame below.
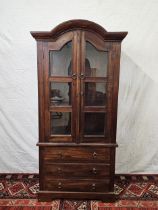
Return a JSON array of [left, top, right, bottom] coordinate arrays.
[[48, 39, 75, 141], [85, 42, 108, 77], [49, 41, 72, 76], [84, 113, 106, 135], [81, 39, 108, 142], [50, 82, 72, 106], [84, 82, 106, 106], [50, 112, 71, 135]]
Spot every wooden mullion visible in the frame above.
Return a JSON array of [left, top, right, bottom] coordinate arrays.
[[71, 31, 79, 142], [43, 42, 50, 141], [70, 31, 76, 141], [84, 106, 107, 112], [49, 77, 72, 82], [48, 135, 72, 142], [79, 31, 85, 142], [84, 77, 107, 83], [82, 137, 109, 142], [49, 106, 72, 112]]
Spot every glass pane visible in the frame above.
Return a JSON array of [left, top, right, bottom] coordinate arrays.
[[50, 82, 72, 106], [85, 42, 107, 77], [85, 82, 106, 106], [84, 113, 106, 135], [51, 112, 71, 135], [49, 42, 72, 76]]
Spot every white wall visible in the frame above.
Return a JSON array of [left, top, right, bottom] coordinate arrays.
[[0, 0, 158, 173]]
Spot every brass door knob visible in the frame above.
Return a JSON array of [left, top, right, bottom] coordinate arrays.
[[72, 73, 77, 80], [80, 73, 85, 79]]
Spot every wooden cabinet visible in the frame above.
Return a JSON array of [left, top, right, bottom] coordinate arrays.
[[31, 19, 127, 201]]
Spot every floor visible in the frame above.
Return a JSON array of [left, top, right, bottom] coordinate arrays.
[[0, 174, 158, 209]]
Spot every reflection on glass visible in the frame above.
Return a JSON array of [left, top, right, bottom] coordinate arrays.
[[51, 112, 71, 135], [85, 42, 107, 77], [85, 82, 106, 106], [84, 113, 105, 135], [50, 82, 71, 106], [49, 42, 72, 76]]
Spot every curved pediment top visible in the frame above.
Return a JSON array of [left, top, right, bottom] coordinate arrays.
[[31, 19, 127, 41]]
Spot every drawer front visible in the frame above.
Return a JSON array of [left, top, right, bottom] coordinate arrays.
[[44, 179, 110, 192], [44, 163, 110, 178], [42, 147, 110, 163]]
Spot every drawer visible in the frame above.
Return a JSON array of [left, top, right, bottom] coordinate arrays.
[[44, 179, 110, 192], [44, 163, 110, 178], [42, 146, 110, 163]]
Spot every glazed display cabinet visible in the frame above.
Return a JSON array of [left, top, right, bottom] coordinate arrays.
[[31, 19, 127, 201]]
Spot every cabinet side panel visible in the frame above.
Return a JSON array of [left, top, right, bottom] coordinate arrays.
[[37, 41, 45, 190], [110, 147, 116, 191], [110, 43, 121, 142], [37, 41, 45, 142], [39, 147, 44, 190], [107, 43, 121, 191]]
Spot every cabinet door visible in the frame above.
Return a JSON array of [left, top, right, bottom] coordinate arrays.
[[43, 32, 77, 142], [80, 32, 111, 142]]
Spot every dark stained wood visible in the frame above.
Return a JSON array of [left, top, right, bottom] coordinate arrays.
[[31, 19, 127, 201], [111, 43, 122, 141], [84, 106, 107, 112], [37, 142, 118, 147], [37, 41, 45, 190], [80, 31, 85, 141], [110, 146, 116, 191], [38, 191, 115, 201], [49, 106, 72, 112], [81, 137, 112, 143], [47, 31, 73, 50], [42, 146, 110, 163], [43, 32, 77, 143], [37, 41, 45, 143], [48, 77, 72, 82], [74, 31, 81, 143], [44, 179, 110, 192], [31, 19, 127, 41], [42, 42, 50, 142], [80, 30, 108, 143], [85, 31, 109, 51], [84, 77, 107, 82], [106, 43, 115, 142], [48, 135, 72, 142], [44, 163, 110, 178]]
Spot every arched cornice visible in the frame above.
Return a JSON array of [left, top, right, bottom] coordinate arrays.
[[31, 19, 127, 41]]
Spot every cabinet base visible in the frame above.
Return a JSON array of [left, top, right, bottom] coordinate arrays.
[[38, 191, 116, 202]]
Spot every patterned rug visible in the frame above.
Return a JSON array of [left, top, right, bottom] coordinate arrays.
[[0, 174, 158, 209]]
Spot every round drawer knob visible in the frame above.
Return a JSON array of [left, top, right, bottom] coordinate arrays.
[[57, 167, 62, 174], [92, 168, 97, 174], [58, 182, 62, 189], [93, 152, 97, 159], [58, 153, 63, 159], [92, 183, 96, 191]]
